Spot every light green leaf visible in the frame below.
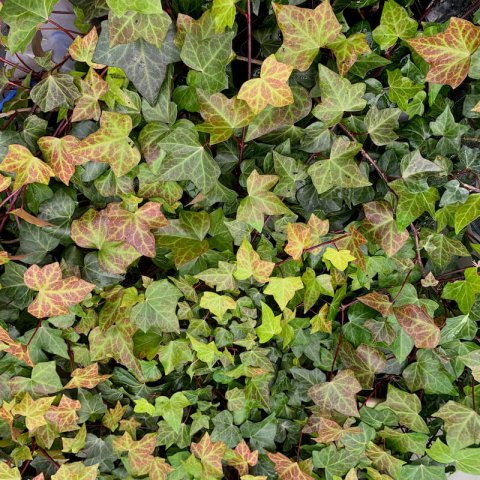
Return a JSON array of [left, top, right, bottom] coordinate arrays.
[[372, 0, 417, 49], [263, 276, 303, 311], [441, 267, 480, 314], [313, 65, 366, 127], [256, 302, 282, 343]]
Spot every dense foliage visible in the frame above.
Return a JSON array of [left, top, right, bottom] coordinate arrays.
[[1, 0, 480, 478]]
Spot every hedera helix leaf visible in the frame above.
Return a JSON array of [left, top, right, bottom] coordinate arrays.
[[71, 208, 142, 274], [327, 34, 371, 77], [196, 91, 256, 144], [372, 0, 417, 50], [156, 121, 221, 193], [237, 170, 293, 231], [69, 28, 106, 69], [106, 0, 163, 16], [23, 263, 94, 318], [273, 0, 341, 71], [407, 17, 480, 88], [108, 10, 171, 49], [1, 0, 56, 53], [238, 55, 293, 114], [71, 111, 141, 177], [312, 65, 367, 127], [308, 136, 371, 194], [71, 69, 109, 123], [30, 74, 81, 113], [1, 144, 55, 190]]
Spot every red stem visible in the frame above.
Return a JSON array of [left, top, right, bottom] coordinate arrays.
[[47, 18, 78, 39], [0, 56, 32, 74]]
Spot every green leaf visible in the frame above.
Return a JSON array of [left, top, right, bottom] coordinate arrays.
[[365, 106, 401, 146], [131, 279, 182, 333], [246, 86, 311, 141], [390, 179, 439, 230], [263, 276, 303, 311], [180, 24, 235, 94], [454, 193, 480, 233], [313, 65, 366, 127], [273, 1, 342, 71], [308, 136, 370, 195], [256, 301, 282, 343], [30, 74, 81, 113], [237, 170, 293, 231], [434, 401, 480, 452], [403, 350, 457, 395], [362, 200, 409, 256], [156, 121, 221, 193], [10, 361, 63, 397], [94, 21, 180, 104], [387, 69, 425, 114], [442, 267, 480, 314], [211, 0, 239, 32], [379, 384, 429, 433], [372, 0, 417, 50], [211, 410, 242, 447], [106, 0, 162, 15], [197, 91, 256, 144], [200, 291, 236, 320], [1, 0, 56, 53]]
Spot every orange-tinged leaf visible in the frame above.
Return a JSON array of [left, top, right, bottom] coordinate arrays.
[[45, 396, 81, 433], [314, 417, 345, 443], [0, 326, 33, 366], [238, 55, 293, 114], [407, 18, 480, 88], [148, 457, 173, 480], [71, 208, 142, 274], [273, 0, 341, 71], [285, 222, 311, 260], [73, 111, 141, 177], [328, 33, 371, 76], [358, 292, 394, 317], [0, 144, 55, 190], [234, 237, 275, 284], [24, 262, 94, 318], [0, 173, 11, 192], [10, 208, 54, 228], [308, 369, 362, 417], [51, 462, 99, 480], [72, 69, 109, 122], [105, 201, 167, 257], [191, 432, 227, 478], [64, 363, 111, 389], [69, 28, 105, 69], [113, 431, 157, 475], [197, 91, 256, 144], [266, 452, 315, 480], [225, 440, 258, 476], [393, 304, 441, 349], [12, 393, 54, 431], [102, 401, 127, 431], [38, 135, 85, 185]]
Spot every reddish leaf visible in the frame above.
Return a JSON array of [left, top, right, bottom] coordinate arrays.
[[407, 18, 480, 88], [393, 304, 441, 349], [266, 451, 315, 480], [24, 263, 94, 318], [191, 433, 227, 478], [0, 326, 33, 366], [64, 363, 111, 389]]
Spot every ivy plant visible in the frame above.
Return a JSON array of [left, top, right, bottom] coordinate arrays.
[[1, 0, 480, 479]]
